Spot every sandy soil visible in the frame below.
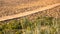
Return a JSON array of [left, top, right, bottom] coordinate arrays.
[[0, 0, 60, 17], [0, 3, 60, 21]]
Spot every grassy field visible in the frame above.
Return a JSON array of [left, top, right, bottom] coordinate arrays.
[[0, 16, 60, 34]]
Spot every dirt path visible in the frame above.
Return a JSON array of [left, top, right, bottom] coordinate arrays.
[[0, 3, 60, 21]]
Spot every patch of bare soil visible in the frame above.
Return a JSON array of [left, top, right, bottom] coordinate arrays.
[[0, 0, 60, 17], [25, 6, 60, 21]]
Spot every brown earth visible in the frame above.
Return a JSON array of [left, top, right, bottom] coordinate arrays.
[[0, 0, 60, 17], [26, 5, 60, 21], [0, 3, 60, 21]]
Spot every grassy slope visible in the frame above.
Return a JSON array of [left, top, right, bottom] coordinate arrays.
[[0, 16, 60, 34]]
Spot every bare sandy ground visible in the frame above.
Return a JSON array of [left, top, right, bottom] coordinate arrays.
[[0, 0, 60, 17], [0, 3, 60, 21]]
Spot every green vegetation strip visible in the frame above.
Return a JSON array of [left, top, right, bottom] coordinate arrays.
[[0, 16, 60, 34]]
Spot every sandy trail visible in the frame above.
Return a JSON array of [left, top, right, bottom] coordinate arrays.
[[0, 3, 60, 21]]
